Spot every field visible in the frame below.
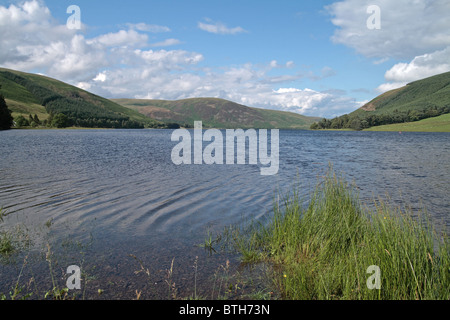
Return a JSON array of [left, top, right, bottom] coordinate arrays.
[[365, 113, 450, 132]]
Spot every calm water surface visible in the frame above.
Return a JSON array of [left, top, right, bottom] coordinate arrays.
[[0, 129, 449, 299]]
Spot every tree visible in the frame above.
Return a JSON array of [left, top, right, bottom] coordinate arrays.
[[349, 118, 362, 131], [52, 113, 70, 128], [33, 114, 41, 125], [0, 86, 14, 130], [166, 123, 181, 129], [360, 119, 369, 129], [330, 117, 343, 129], [14, 115, 30, 127]]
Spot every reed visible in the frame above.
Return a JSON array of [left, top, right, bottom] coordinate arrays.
[[231, 168, 450, 300]]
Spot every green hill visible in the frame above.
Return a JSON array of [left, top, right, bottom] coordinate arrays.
[[113, 98, 320, 129], [311, 71, 450, 131], [0, 68, 161, 128], [356, 71, 450, 115]]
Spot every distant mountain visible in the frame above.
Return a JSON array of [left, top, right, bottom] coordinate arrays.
[[113, 98, 320, 129], [311, 71, 450, 131], [0, 68, 161, 128]]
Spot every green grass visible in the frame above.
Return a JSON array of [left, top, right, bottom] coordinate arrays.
[[0, 208, 15, 257], [0, 208, 31, 261], [365, 113, 450, 132], [227, 168, 450, 300]]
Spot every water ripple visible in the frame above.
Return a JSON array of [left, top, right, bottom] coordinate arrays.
[[0, 129, 448, 242]]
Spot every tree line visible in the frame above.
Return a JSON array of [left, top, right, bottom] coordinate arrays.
[[310, 104, 450, 131]]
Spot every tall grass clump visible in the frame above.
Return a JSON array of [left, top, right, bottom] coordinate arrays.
[[232, 169, 449, 300], [0, 208, 31, 260]]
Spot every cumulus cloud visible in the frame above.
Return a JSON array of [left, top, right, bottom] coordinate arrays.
[[0, 0, 359, 118], [198, 19, 248, 35], [326, 0, 450, 60], [0, 0, 196, 83], [0, 0, 75, 66], [93, 72, 107, 82], [89, 30, 148, 48], [384, 47, 450, 82], [253, 87, 362, 117], [376, 46, 450, 93], [327, 0, 450, 94]]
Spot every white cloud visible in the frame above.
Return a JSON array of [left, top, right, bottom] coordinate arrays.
[[269, 60, 296, 69], [89, 30, 148, 48], [93, 72, 107, 82], [0, 0, 359, 118], [126, 23, 171, 33], [76, 82, 91, 90], [286, 61, 295, 68], [327, 0, 450, 97], [132, 49, 204, 68], [0, 0, 196, 83], [376, 82, 406, 94], [150, 38, 182, 47], [274, 88, 302, 94], [0, 0, 75, 65], [326, 0, 450, 60], [0, 0, 51, 26], [377, 46, 450, 93], [384, 47, 450, 83], [198, 19, 247, 35]]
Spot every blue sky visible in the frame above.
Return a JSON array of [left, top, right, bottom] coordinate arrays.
[[1, 0, 449, 118]]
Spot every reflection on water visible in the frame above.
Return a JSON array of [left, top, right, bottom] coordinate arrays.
[[0, 129, 449, 298]]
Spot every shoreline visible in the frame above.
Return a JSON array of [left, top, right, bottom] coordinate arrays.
[[1, 167, 448, 300], [6, 126, 450, 133]]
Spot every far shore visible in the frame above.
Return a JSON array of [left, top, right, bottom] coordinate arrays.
[[5, 121, 450, 133]]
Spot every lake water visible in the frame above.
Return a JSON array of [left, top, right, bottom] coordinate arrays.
[[0, 129, 449, 299]]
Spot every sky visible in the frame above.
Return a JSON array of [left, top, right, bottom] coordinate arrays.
[[0, 0, 449, 118]]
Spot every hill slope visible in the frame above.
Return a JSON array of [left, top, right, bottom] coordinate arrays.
[[311, 71, 450, 131], [357, 71, 450, 115], [0, 68, 161, 128], [114, 98, 320, 129]]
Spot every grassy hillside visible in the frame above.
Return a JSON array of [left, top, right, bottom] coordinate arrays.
[[358, 71, 450, 115], [311, 71, 450, 131], [114, 98, 320, 129], [365, 113, 450, 132], [0, 68, 161, 128]]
